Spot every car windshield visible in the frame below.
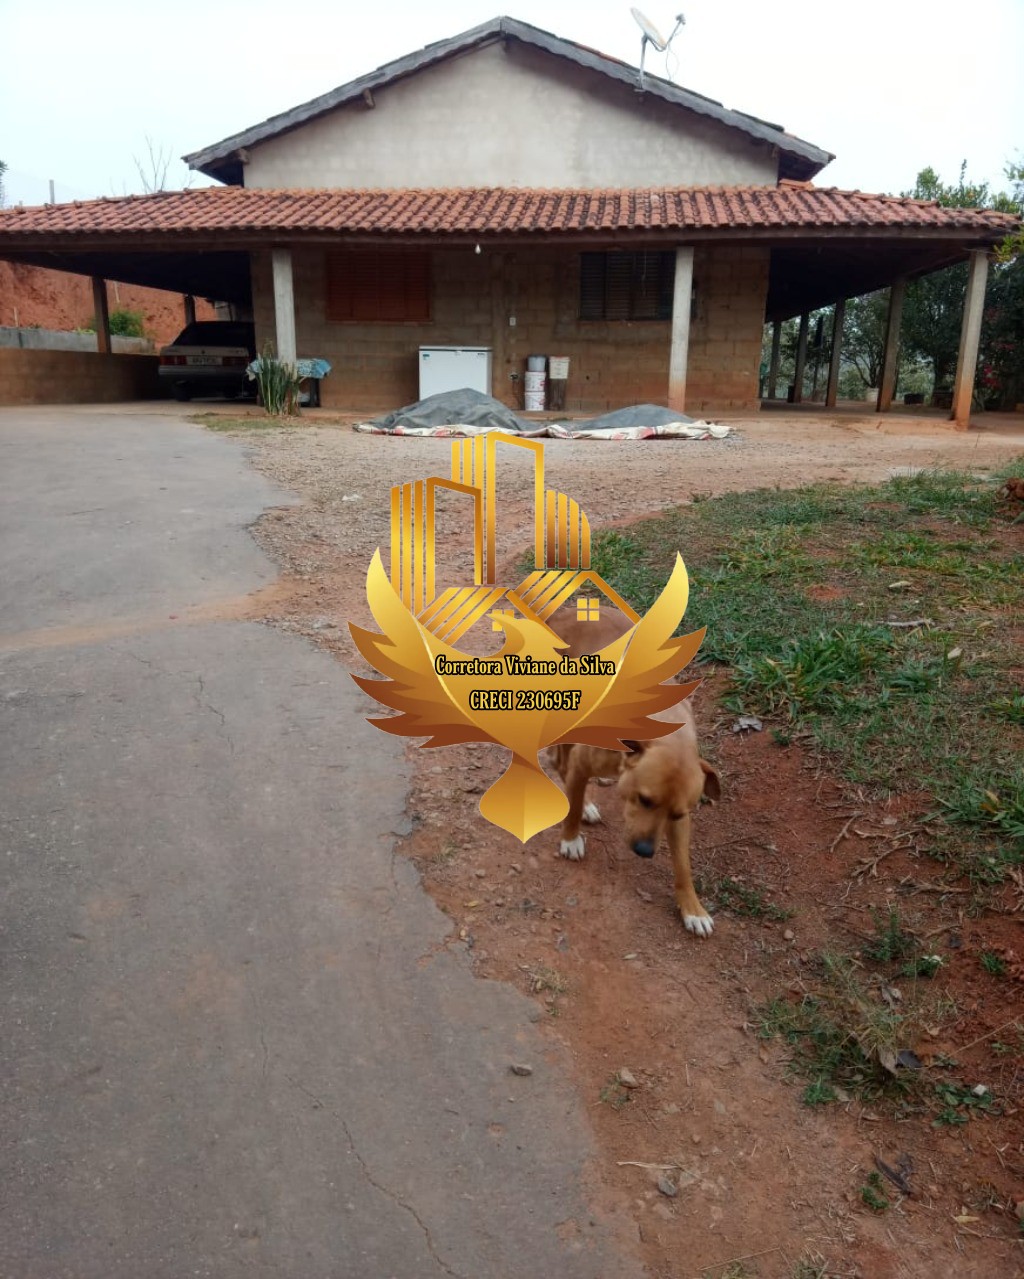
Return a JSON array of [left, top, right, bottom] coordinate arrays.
[[170, 323, 254, 347]]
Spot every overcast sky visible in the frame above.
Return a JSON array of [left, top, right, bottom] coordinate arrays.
[[2, 0, 1021, 207]]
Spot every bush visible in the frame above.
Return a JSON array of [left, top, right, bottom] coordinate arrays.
[[109, 308, 146, 337]]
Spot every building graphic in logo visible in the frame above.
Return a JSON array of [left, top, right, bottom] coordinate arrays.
[[388, 433, 637, 646]]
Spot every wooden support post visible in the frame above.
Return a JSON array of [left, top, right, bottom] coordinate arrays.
[[767, 320, 782, 400], [825, 299, 846, 408], [92, 277, 111, 355], [877, 277, 906, 412], [271, 248, 297, 366], [184, 295, 196, 326], [950, 250, 990, 430], [667, 246, 695, 413], [793, 313, 809, 403]]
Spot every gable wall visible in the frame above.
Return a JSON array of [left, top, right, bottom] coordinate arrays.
[[244, 42, 778, 190], [251, 243, 768, 414]]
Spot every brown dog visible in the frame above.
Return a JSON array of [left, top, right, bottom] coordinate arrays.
[[548, 605, 721, 936]]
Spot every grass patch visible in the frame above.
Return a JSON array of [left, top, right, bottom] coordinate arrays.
[[707, 876, 792, 921], [589, 464, 1024, 888], [598, 1077, 633, 1110], [756, 949, 955, 1109], [859, 1170, 891, 1213], [529, 965, 568, 996], [191, 413, 293, 433], [980, 951, 1007, 977], [862, 907, 917, 965]]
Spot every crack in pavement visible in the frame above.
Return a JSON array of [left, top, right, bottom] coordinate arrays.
[[283, 1073, 468, 1279]]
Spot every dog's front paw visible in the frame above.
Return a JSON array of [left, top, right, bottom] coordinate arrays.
[[582, 802, 601, 824], [559, 835, 586, 861], [682, 911, 714, 938]]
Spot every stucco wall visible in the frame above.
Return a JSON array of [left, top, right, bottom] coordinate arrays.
[[245, 42, 777, 191], [251, 244, 769, 414]]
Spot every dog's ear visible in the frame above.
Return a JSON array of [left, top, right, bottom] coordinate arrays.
[[700, 759, 721, 803], [622, 739, 646, 756]]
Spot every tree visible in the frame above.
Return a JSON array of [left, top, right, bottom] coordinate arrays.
[[133, 136, 172, 194], [0, 159, 7, 208], [900, 162, 1021, 398], [842, 292, 889, 389], [982, 158, 1024, 407]]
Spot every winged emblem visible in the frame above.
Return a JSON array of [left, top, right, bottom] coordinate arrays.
[[351, 551, 704, 842]]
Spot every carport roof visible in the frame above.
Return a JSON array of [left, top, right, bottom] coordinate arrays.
[[0, 181, 1014, 240], [0, 183, 1016, 319]]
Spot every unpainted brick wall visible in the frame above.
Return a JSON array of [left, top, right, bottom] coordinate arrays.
[[252, 244, 769, 414], [0, 350, 161, 405]]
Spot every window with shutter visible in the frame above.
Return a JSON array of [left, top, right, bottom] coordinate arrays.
[[579, 251, 675, 321], [326, 251, 431, 322]]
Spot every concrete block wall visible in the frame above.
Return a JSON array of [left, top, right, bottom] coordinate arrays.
[[0, 350, 161, 405], [252, 243, 769, 415]]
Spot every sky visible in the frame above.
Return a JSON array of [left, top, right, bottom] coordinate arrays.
[[2, 0, 1021, 206]]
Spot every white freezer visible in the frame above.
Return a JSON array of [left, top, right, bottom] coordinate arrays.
[[418, 346, 492, 399]]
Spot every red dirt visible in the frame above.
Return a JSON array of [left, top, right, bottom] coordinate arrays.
[[0, 261, 216, 345], [227, 415, 1024, 1278]]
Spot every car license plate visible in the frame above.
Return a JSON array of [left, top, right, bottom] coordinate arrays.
[[186, 356, 222, 366]]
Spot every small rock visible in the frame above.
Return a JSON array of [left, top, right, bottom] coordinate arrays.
[[510, 863, 522, 874], [651, 1202, 675, 1220], [474, 868, 487, 878], [636, 889, 653, 903], [509, 1063, 533, 1077], [617, 1068, 640, 1089], [657, 1176, 678, 1198], [1015, 1201, 1024, 1222], [731, 715, 763, 734], [971, 1084, 989, 1098], [691, 1133, 701, 1144], [783, 929, 795, 942], [623, 952, 639, 961], [888, 580, 913, 590]]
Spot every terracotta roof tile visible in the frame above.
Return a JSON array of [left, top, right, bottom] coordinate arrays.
[[0, 184, 1017, 241]]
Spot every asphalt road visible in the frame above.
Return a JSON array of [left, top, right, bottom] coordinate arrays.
[[0, 406, 638, 1279]]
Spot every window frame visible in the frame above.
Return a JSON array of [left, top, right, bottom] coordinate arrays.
[[578, 250, 676, 323]]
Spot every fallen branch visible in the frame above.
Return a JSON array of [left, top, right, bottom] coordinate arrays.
[[829, 812, 862, 855], [616, 1160, 680, 1171], [690, 1247, 779, 1277], [958, 1016, 1024, 1055]]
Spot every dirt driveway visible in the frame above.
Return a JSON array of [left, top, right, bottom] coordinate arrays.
[[219, 408, 1024, 1279]]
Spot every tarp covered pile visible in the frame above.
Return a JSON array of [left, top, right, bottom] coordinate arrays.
[[353, 389, 730, 441]]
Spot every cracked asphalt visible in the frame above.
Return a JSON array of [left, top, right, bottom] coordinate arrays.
[[0, 407, 639, 1279]]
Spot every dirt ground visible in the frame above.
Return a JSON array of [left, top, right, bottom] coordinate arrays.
[[214, 407, 1024, 1278], [0, 261, 216, 344]]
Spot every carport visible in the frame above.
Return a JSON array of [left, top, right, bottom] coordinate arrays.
[[0, 185, 1015, 424]]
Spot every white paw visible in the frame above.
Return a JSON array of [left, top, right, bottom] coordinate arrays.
[[683, 912, 715, 938], [559, 836, 586, 861], [582, 802, 601, 824]]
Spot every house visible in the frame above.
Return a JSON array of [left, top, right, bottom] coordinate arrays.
[[0, 16, 1016, 423]]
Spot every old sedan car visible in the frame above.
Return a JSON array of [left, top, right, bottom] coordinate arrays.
[[158, 320, 257, 401]]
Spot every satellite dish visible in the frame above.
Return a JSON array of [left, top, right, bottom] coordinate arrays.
[[630, 8, 686, 91], [631, 7, 668, 51]]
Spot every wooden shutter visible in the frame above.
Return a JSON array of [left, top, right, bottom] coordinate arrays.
[[326, 251, 431, 322], [578, 251, 675, 321]]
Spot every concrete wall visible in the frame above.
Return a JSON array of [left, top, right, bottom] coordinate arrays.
[[252, 244, 769, 415], [0, 350, 161, 405], [0, 326, 155, 354], [245, 42, 777, 190]]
